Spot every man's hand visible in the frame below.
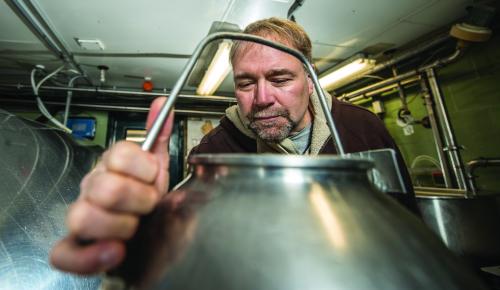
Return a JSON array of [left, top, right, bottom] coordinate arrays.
[[50, 97, 174, 274]]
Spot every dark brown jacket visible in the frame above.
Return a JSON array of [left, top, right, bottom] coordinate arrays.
[[191, 98, 420, 215]]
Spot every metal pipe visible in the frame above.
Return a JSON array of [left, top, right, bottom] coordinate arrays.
[[0, 98, 224, 116], [346, 76, 421, 103], [425, 68, 468, 192], [419, 78, 453, 188], [466, 158, 500, 194], [341, 47, 463, 102], [327, 33, 450, 93], [392, 67, 408, 111], [340, 69, 420, 101], [287, 0, 305, 20], [362, 33, 451, 78], [0, 83, 237, 103], [141, 32, 346, 155], [6, 0, 92, 85]]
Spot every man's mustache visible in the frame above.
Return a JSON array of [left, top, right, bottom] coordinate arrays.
[[248, 108, 289, 121]]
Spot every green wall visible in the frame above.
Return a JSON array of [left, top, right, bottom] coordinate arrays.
[[361, 34, 500, 193]]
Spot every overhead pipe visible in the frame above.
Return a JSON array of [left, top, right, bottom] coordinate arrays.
[[5, 0, 92, 85], [345, 76, 420, 104], [466, 158, 500, 194], [357, 33, 451, 81], [0, 98, 224, 116], [0, 83, 237, 104], [287, 0, 305, 21], [340, 46, 463, 101]]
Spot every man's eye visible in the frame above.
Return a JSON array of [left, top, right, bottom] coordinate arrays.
[[272, 78, 290, 85], [237, 82, 253, 89]]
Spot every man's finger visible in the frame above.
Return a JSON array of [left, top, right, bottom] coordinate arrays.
[[50, 237, 125, 275], [146, 97, 174, 194], [102, 141, 159, 184], [67, 201, 139, 240], [82, 170, 159, 214]]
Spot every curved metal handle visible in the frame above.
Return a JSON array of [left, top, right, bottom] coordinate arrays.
[[142, 32, 345, 156]]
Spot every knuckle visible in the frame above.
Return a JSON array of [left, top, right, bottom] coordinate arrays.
[[107, 142, 135, 169], [99, 177, 127, 209]]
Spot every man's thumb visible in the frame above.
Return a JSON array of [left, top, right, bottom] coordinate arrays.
[[146, 97, 174, 193]]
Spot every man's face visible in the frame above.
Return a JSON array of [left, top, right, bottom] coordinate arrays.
[[232, 42, 313, 142]]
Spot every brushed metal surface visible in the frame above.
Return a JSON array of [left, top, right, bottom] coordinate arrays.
[[417, 193, 500, 268], [108, 154, 487, 290], [0, 110, 100, 289]]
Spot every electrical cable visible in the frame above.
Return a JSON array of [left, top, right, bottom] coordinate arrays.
[[30, 65, 72, 133]]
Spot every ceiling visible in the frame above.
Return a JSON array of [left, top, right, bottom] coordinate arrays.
[[0, 0, 478, 97]]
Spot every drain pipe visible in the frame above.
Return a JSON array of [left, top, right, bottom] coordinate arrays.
[[466, 158, 500, 194]]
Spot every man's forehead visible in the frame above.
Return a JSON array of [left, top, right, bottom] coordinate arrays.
[[232, 34, 295, 58], [234, 68, 296, 79]]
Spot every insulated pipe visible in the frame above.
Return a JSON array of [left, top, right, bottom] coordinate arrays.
[[6, 0, 92, 85], [425, 68, 468, 192], [419, 78, 453, 188], [142, 32, 346, 155], [467, 158, 500, 194]]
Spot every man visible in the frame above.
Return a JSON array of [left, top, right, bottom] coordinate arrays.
[[50, 17, 417, 274]]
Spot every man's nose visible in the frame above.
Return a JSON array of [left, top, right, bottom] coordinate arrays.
[[253, 81, 274, 107]]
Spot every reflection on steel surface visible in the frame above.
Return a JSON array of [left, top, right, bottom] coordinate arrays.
[[417, 193, 500, 268], [0, 110, 100, 289], [309, 184, 346, 249], [106, 154, 487, 290]]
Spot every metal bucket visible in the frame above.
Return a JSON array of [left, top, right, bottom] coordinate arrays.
[[416, 191, 500, 268], [107, 154, 487, 290]]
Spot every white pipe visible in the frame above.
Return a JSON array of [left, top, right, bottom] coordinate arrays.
[[63, 75, 85, 125], [31, 66, 72, 133]]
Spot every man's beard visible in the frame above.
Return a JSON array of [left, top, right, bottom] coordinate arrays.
[[248, 107, 296, 142]]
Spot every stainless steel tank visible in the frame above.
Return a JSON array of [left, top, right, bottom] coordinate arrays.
[[107, 154, 487, 290], [0, 109, 101, 289], [416, 190, 500, 268]]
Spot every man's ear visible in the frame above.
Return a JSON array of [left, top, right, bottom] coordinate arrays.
[[306, 72, 314, 96], [307, 63, 318, 95]]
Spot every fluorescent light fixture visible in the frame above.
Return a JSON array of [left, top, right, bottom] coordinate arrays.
[[196, 41, 232, 96], [319, 57, 375, 91]]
